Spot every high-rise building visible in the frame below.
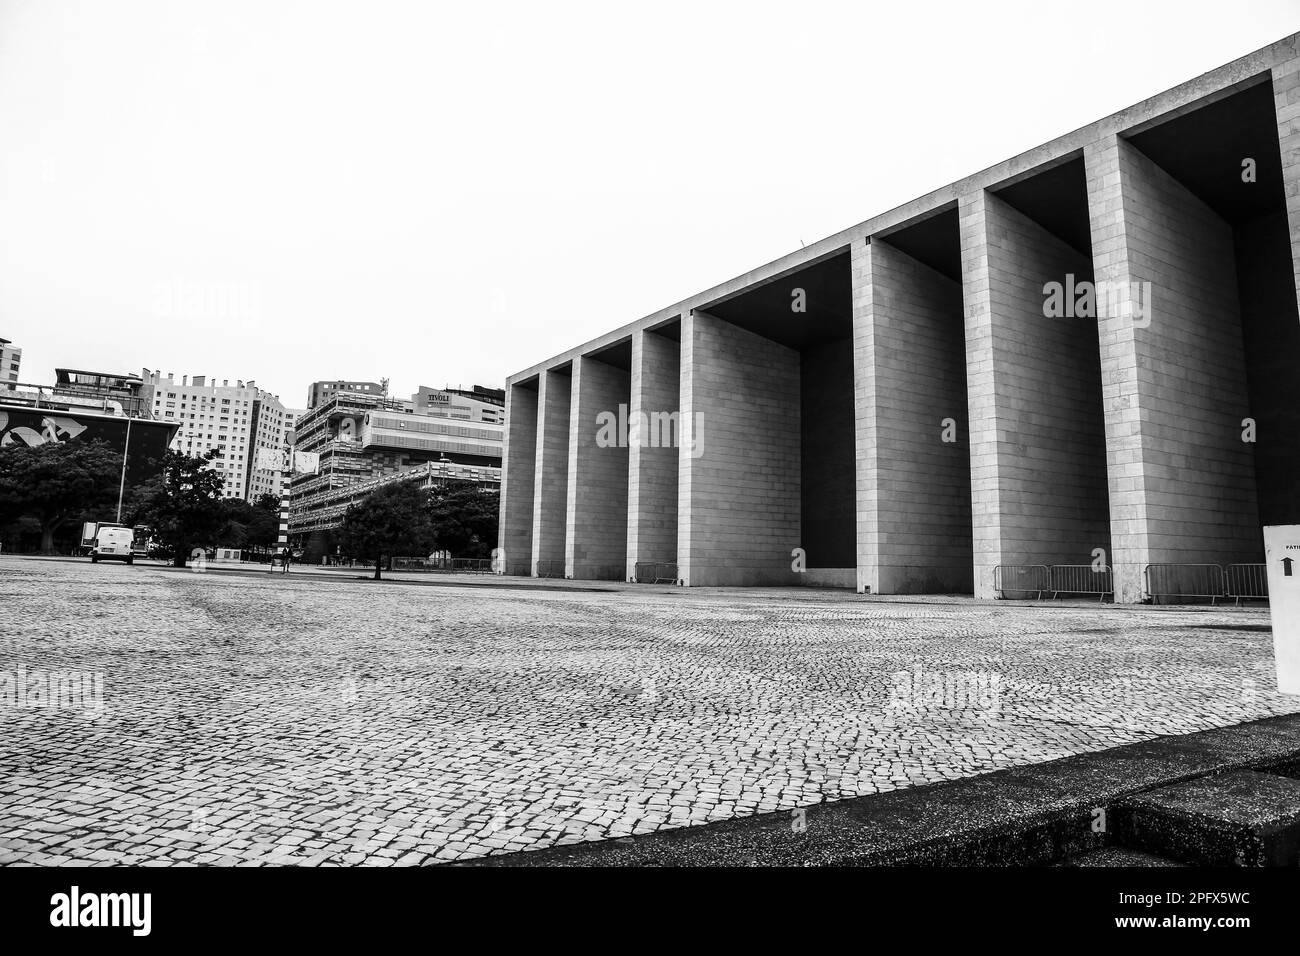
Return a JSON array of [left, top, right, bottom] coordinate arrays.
[[246, 398, 301, 501], [306, 380, 387, 409], [141, 370, 305, 500], [288, 382, 503, 559], [1, 337, 23, 391]]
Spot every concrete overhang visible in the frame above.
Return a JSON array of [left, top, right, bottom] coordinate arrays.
[[506, 32, 1300, 385]]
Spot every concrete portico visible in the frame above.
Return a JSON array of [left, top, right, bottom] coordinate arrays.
[[566, 351, 630, 580], [626, 326, 680, 580], [500, 35, 1300, 601]]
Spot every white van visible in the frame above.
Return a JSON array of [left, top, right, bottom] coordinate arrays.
[[91, 526, 135, 565]]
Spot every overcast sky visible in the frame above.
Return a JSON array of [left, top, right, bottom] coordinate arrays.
[[1, 1, 1297, 408]]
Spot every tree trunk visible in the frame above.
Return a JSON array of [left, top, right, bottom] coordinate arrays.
[[40, 526, 55, 553], [374, 557, 382, 581], [174, 550, 188, 568]]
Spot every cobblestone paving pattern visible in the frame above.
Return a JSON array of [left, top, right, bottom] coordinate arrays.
[[2, 558, 1297, 865]]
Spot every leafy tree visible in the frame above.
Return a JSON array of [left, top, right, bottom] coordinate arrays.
[[249, 493, 282, 550], [336, 480, 436, 580], [215, 494, 282, 551], [0, 439, 122, 551], [217, 498, 255, 549], [125, 450, 227, 567], [427, 484, 499, 558]]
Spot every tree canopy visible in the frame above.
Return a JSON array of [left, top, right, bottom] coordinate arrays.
[[126, 450, 227, 567], [336, 480, 437, 580], [217, 493, 281, 550], [0, 438, 122, 551], [427, 484, 498, 558]]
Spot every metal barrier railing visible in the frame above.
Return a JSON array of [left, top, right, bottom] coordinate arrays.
[[449, 557, 493, 573], [535, 560, 565, 578], [390, 555, 430, 571], [1049, 565, 1113, 601], [1144, 564, 1227, 605], [1225, 563, 1268, 605], [993, 561, 1268, 605], [385, 556, 494, 573], [634, 562, 679, 584], [993, 565, 1050, 600]]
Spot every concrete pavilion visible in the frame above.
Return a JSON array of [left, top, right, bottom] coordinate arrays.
[[499, 33, 1300, 603]]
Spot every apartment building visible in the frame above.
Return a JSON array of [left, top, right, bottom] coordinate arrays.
[[0, 337, 21, 391], [141, 369, 304, 500]]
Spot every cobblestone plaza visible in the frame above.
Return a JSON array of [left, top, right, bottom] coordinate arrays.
[[2, 558, 1297, 866]]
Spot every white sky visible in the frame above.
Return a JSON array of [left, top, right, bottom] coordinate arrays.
[[1, 0, 1297, 407]]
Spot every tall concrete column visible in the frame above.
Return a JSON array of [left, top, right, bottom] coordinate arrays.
[[1274, 63, 1300, 319], [565, 354, 630, 580], [530, 368, 571, 576], [499, 380, 538, 575], [626, 328, 679, 581], [1085, 134, 1260, 602], [851, 240, 881, 594], [853, 237, 972, 595], [959, 189, 1111, 599], [677, 309, 801, 587]]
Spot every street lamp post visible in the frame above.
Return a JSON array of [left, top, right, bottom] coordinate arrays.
[[115, 416, 132, 523]]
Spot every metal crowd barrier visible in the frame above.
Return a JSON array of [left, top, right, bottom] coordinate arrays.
[[449, 558, 492, 573], [634, 562, 679, 584], [993, 565, 1049, 600], [1225, 563, 1268, 606], [535, 560, 566, 578], [384, 556, 494, 573], [1144, 564, 1227, 605], [1049, 565, 1113, 601], [389, 555, 429, 571], [994, 562, 1268, 605]]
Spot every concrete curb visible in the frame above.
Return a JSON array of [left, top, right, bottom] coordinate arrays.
[[458, 713, 1300, 867]]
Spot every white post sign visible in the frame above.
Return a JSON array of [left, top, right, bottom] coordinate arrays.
[[1263, 525, 1300, 695]]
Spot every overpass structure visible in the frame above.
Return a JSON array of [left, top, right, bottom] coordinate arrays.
[[499, 34, 1300, 602]]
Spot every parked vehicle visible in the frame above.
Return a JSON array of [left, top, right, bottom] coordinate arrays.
[[90, 526, 135, 564], [80, 521, 127, 556], [131, 525, 155, 558]]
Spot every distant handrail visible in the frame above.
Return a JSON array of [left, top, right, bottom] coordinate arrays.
[[634, 561, 679, 585], [1049, 565, 1113, 601], [1144, 564, 1227, 605], [535, 560, 565, 578], [993, 565, 1049, 600], [1224, 563, 1268, 605]]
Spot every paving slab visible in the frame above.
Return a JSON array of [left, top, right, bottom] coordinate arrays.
[[469, 716, 1300, 866], [2, 555, 1299, 866], [1057, 847, 1185, 867], [1114, 770, 1300, 866]]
